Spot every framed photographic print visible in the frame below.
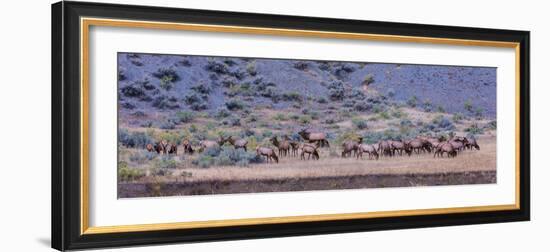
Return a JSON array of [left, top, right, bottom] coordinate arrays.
[[51, 1, 530, 250]]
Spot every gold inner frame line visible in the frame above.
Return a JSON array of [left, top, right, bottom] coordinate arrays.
[[80, 17, 521, 235]]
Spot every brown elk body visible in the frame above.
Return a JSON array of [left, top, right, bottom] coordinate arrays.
[[168, 144, 178, 155], [434, 142, 457, 158], [389, 140, 411, 156], [298, 129, 330, 147], [300, 144, 320, 160], [182, 139, 194, 154], [449, 141, 464, 152], [357, 144, 379, 160], [154, 142, 165, 154], [378, 140, 393, 157], [284, 136, 300, 157], [341, 137, 362, 158], [146, 143, 154, 152], [408, 139, 425, 154], [227, 136, 248, 152], [467, 137, 480, 150], [270, 136, 290, 157], [198, 136, 227, 152], [256, 147, 279, 163]]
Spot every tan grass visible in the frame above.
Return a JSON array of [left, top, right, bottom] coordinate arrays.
[[168, 136, 496, 182]]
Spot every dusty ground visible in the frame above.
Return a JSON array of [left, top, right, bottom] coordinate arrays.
[[118, 136, 496, 197]]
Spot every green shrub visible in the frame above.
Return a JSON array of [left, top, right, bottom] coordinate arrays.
[[485, 120, 497, 130], [391, 109, 406, 118], [246, 62, 257, 76], [226, 99, 245, 110], [118, 161, 144, 182], [262, 130, 273, 138], [475, 107, 484, 119], [299, 115, 312, 124], [407, 96, 418, 108], [118, 129, 154, 148], [184, 94, 208, 111], [324, 117, 336, 124], [452, 113, 464, 122], [152, 95, 180, 110], [351, 117, 368, 129], [192, 146, 261, 168], [293, 61, 309, 70], [464, 100, 473, 112], [215, 108, 231, 119], [328, 81, 345, 101], [153, 67, 180, 81], [156, 156, 177, 169], [387, 88, 395, 98], [361, 131, 384, 144], [190, 82, 211, 94], [159, 76, 174, 90], [424, 115, 455, 132], [362, 74, 375, 85], [273, 113, 287, 121], [378, 111, 391, 120], [281, 92, 303, 102], [204, 60, 229, 74], [129, 150, 156, 164], [354, 101, 372, 112], [465, 124, 484, 135], [175, 111, 194, 123], [422, 99, 433, 112]]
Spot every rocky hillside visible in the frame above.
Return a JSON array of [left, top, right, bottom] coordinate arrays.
[[118, 53, 495, 120]]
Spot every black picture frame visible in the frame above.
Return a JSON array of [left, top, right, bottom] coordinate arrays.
[[52, 1, 530, 251]]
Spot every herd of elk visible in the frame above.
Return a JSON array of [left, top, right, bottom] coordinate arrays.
[[142, 126, 480, 162]]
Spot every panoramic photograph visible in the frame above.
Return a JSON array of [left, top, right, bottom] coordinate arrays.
[[117, 52, 497, 198]]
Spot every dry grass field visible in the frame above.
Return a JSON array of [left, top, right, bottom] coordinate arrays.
[[118, 135, 496, 197], [173, 136, 495, 182]]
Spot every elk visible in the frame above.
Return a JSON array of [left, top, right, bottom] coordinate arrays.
[[466, 137, 480, 150], [298, 128, 330, 147], [181, 139, 194, 154], [449, 140, 464, 152], [378, 140, 393, 157], [300, 143, 320, 160], [256, 146, 279, 163], [146, 143, 154, 152], [198, 136, 227, 152], [413, 136, 433, 153], [425, 137, 441, 150], [270, 136, 290, 157], [284, 135, 300, 157], [356, 144, 379, 160], [227, 136, 248, 151], [168, 144, 178, 155], [154, 142, 165, 154], [389, 140, 411, 156], [160, 140, 169, 152], [341, 137, 362, 158], [434, 142, 457, 158], [407, 139, 425, 154]]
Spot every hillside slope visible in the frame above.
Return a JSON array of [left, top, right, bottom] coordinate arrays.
[[117, 53, 496, 122]]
